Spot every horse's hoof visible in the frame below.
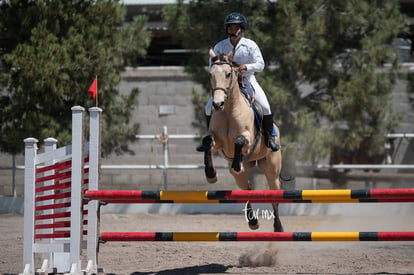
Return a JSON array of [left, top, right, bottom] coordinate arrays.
[[231, 167, 244, 175], [273, 223, 284, 232], [196, 144, 205, 152], [249, 222, 259, 230], [205, 168, 216, 182], [248, 218, 259, 230], [207, 176, 217, 184]]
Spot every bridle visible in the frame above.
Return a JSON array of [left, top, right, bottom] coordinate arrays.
[[210, 60, 237, 99]]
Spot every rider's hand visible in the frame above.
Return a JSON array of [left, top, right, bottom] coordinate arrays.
[[236, 65, 247, 72]]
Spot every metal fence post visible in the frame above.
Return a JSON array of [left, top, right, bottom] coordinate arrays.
[[162, 126, 168, 190], [12, 154, 16, 197]]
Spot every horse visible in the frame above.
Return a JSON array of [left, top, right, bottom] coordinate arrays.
[[201, 49, 283, 232]]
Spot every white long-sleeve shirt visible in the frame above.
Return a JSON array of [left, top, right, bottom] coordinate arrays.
[[212, 36, 265, 81]]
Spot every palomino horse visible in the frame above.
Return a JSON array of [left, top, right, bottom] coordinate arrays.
[[201, 49, 283, 232]]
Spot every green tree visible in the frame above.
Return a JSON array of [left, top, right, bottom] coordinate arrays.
[[164, 0, 406, 163], [0, 0, 151, 156]]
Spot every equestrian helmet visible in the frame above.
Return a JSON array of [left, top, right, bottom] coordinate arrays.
[[224, 12, 247, 30]]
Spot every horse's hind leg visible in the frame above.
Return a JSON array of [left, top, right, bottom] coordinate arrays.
[[203, 135, 217, 183], [259, 156, 284, 232], [272, 202, 283, 232], [267, 169, 284, 232], [270, 168, 284, 232], [232, 162, 259, 230]]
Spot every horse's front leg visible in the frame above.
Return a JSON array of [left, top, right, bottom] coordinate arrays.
[[202, 134, 217, 183], [272, 202, 283, 232], [231, 135, 248, 174]]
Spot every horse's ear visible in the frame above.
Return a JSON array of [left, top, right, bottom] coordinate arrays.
[[226, 50, 234, 62], [209, 48, 216, 58]]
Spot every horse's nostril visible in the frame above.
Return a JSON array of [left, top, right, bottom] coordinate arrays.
[[213, 101, 224, 110]]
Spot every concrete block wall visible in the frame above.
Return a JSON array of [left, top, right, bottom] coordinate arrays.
[[0, 155, 24, 196]]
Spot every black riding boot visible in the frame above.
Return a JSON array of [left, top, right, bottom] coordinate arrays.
[[196, 115, 211, 152], [262, 114, 280, 152]]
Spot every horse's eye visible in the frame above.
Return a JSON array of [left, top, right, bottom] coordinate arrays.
[[226, 72, 231, 78]]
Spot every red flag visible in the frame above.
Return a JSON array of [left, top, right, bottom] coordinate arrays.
[[88, 77, 97, 99]]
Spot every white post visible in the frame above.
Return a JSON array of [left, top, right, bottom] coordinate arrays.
[[68, 106, 84, 275], [12, 154, 17, 197], [38, 138, 59, 273], [86, 107, 102, 274], [22, 138, 38, 275], [162, 126, 168, 190]]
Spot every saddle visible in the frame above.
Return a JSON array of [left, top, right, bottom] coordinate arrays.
[[238, 77, 264, 130]]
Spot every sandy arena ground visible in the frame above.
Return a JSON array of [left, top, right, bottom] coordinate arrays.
[[1, 211, 414, 275]]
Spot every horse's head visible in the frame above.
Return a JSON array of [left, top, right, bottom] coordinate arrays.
[[209, 49, 237, 111]]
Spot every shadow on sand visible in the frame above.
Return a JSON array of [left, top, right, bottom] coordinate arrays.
[[124, 263, 232, 275]]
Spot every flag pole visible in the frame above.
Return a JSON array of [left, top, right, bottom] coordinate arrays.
[[95, 75, 98, 107]]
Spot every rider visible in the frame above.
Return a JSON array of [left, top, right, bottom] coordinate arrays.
[[197, 12, 280, 152]]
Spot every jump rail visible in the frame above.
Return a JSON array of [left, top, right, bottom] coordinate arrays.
[[100, 231, 414, 242], [85, 189, 414, 203]]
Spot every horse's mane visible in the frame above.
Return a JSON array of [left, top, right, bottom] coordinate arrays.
[[212, 53, 230, 64]]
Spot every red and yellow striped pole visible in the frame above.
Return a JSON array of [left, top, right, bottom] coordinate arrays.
[[99, 231, 414, 242], [85, 189, 414, 203]]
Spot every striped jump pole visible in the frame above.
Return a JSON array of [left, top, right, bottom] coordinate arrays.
[[85, 188, 414, 203], [99, 231, 414, 242]]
